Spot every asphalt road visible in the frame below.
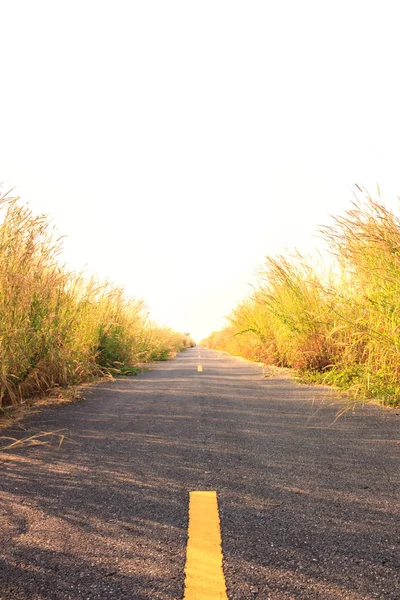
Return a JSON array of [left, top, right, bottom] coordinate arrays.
[[1, 347, 399, 600]]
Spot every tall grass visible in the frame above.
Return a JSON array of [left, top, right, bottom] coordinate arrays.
[[0, 190, 193, 408], [202, 189, 400, 407]]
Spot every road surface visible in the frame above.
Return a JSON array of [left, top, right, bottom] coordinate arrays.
[[1, 347, 399, 599]]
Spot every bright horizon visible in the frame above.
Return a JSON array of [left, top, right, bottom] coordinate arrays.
[[2, 1, 400, 342]]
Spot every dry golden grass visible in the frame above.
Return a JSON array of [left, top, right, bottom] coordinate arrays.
[[202, 188, 400, 407], [0, 189, 194, 409]]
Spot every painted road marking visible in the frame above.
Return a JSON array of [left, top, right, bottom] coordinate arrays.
[[198, 365, 203, 372], [184, 491, 228, 600]]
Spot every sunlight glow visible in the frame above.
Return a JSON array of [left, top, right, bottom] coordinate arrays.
[[1, 1, 400, 341]]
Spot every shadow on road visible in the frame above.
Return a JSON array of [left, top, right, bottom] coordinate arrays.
[[0, 349, 399, 599]]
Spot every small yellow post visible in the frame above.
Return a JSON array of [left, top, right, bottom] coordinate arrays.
[[197, 365, 203, 372]]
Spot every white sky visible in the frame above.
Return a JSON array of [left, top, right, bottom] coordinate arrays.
[[1, 0, 400, 341]]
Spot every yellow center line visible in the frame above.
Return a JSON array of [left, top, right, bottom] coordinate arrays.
[[184, 491, 228, 600], [198, 365, 203, 372]]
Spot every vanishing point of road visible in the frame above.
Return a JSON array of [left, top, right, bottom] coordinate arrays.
[[1, 347, 399, 599]]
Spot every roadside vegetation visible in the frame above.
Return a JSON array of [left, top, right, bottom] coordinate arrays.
[[0, 190, 194, 409], [201, 189, 400, 407]]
